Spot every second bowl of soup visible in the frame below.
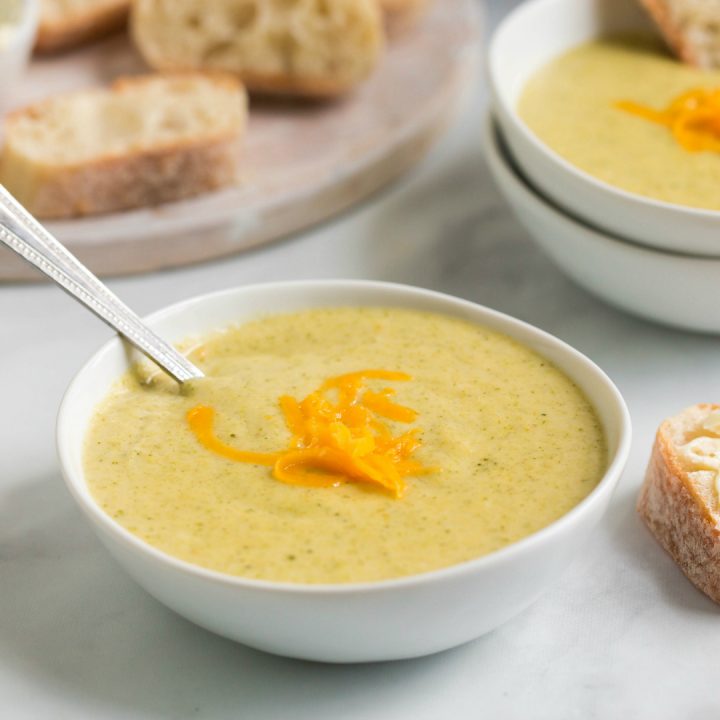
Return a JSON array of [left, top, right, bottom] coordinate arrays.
[[489, 0, 720, 255]]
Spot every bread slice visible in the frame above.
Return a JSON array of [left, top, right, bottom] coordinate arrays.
[[379, 0, 429, 34], [638, 404, 720, 604], [35, 0, 131, 54], [131, 0, 384, 97], [638, 0, 720, 68], [0, 73, 247, 219]]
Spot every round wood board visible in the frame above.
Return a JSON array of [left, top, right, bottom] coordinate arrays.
[[0, 0, 481, 281]]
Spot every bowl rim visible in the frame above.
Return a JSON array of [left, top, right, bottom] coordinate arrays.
[[484, 114, 720, 265], [487, 0, 720, 222], [57, 279, 632, 595]]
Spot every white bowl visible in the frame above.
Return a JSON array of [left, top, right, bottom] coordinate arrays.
[[0, 0, 38, 113], [485, 118, 720, 334], [488, 0, 720, 257], [57, 280, 631, 662]]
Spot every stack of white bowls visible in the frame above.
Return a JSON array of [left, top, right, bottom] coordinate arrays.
[[486, 0, 720, 334]]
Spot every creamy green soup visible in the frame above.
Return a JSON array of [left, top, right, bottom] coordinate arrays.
[[85, 308, 606, 584], [519, 35, 720, 210]]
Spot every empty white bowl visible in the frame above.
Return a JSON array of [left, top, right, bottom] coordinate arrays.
[[0, 0, 38, 113], [485, 118, 720, 334], [57, 280, 630, 662], [488, 0, 720, 257]]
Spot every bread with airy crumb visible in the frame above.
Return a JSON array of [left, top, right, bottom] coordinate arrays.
[[0, 73, 247, 219], [638, 403, 720, 604], [131, 0, 384, 97], [638, 0, 720, 68], [379, 0, 429, 33], [35, 0, 131, 54]]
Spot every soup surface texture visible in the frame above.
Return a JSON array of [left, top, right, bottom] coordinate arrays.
[[85, 308, 606, 584], [519, 36, 720, 210]]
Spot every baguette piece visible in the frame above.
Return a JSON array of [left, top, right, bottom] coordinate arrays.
[[0, 73, 247, 219], [131, 0, 384, 97], [638, 0, 720, 69], [35, 0, 131, 54], [638, 404, 720, 604]]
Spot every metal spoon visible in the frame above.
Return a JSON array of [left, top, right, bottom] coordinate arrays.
[[0, 185, 204, 384]]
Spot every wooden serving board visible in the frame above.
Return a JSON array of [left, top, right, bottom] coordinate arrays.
[[0, 0, 480, 280]]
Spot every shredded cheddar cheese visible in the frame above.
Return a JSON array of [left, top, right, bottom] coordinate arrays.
[[186, 370, 433, 498], [616, 88, 720, 152]]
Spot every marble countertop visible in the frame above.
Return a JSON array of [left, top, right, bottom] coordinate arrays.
[[2, 2, 718, 718]]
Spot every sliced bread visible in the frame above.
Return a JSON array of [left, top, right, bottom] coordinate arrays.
[[0, 73, 247, 219], [131, 0, 384, 97], [638, 0, 720, 69], [638, 403, 720, 604], [35, 0, 131, 54]]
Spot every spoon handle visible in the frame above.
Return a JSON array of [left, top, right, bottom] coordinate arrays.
[[0, 185, 204, 384]]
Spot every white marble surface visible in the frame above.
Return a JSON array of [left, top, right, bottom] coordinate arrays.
[[2, 2, 719, 717]]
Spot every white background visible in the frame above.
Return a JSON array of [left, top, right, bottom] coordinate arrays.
[[1, 2, 718, 717]]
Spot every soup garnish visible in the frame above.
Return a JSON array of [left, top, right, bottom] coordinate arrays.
[[187, 369, 433, 498]]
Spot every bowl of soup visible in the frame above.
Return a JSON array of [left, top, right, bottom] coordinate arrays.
[[488, 0, 720, 256], [484, 118, 720, 333], [57, 280, 631, 662]]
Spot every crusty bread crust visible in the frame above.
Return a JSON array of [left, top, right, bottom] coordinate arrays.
[[18, 135, 242, 219], [637, 403, 720, 604], [638, 0, 698, 65], [1, 73, 247, 219], [35, 0, 131, 54], [205, 69, 364, 99], [638, 0, 720, 68]]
